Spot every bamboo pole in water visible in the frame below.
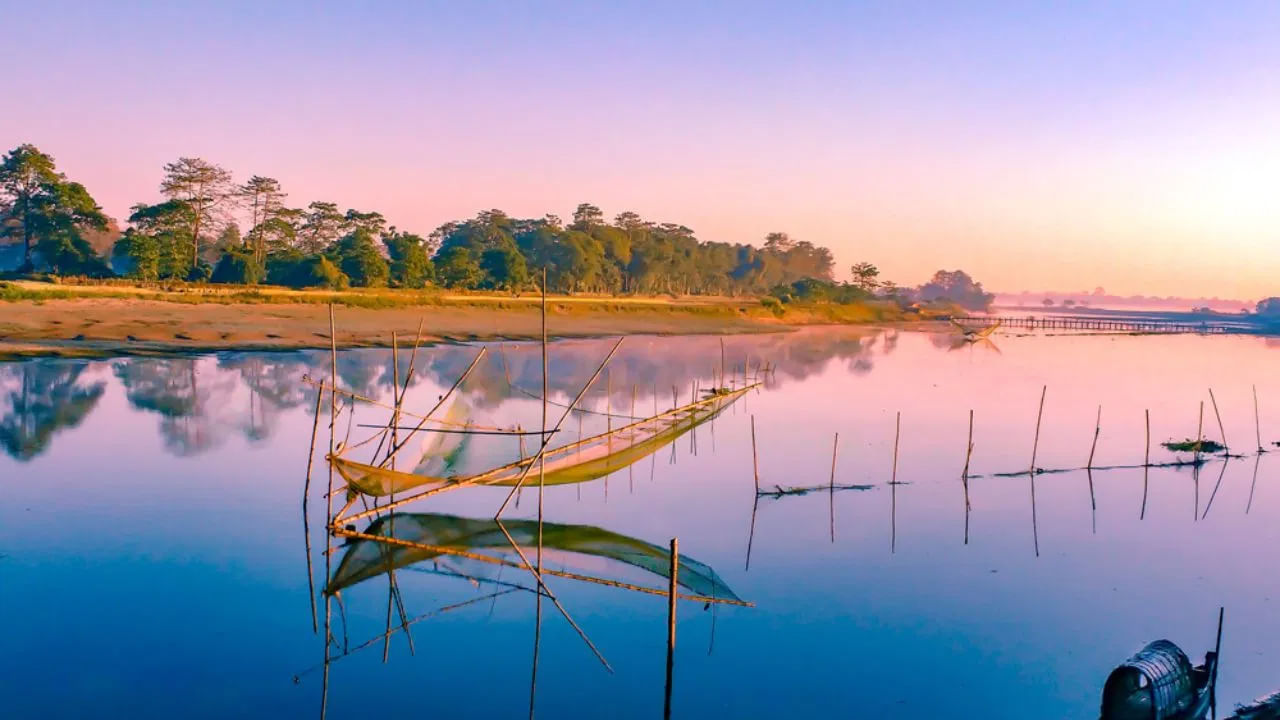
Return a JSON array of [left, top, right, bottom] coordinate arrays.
[[1196, 401, 1205, 460], [664, 537, 679, 720], [829, 432, 839, 543], [1145, 409, 1151, 466], [303, 381, 323, 634], [1029, 386, 1046, 558], [1208, 388, 1227, 450], [1254, 385, 1264, 452], [531, 266, 548, 720], [493, 338, 625, 518], [891, 412, 900, 554], [378, 348, 488, 468], [962, 409, 973, 512], [1087, 405, 1102, 470], [751, 415, 760, 493]]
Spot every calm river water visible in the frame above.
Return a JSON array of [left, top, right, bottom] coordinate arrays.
[[2, 327, 1278, 718]]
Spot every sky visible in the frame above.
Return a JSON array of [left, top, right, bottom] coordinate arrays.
[[4, 0, 1278, 300]]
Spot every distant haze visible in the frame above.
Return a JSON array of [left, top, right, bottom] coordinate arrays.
[[2, 1, 1278, 299]]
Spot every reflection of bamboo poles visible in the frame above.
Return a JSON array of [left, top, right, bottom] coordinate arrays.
[[493, 519, 612, 671], [664, 537, 678, 720], [1201, 456, 1229, 520], [1247, 454, 1261, 514], [331, 527, 750, 607], [296, 589, 520, 680]]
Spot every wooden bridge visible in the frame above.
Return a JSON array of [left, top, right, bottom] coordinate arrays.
[[953, 314, 1246, 334]]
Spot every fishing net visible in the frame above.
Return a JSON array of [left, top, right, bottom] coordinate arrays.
[[327, 512, 741, 602]]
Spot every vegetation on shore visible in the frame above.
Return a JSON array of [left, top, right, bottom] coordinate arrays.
[[1, 144, 997, 314]]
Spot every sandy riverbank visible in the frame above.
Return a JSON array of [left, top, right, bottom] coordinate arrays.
[[0, 282, 926, 358]]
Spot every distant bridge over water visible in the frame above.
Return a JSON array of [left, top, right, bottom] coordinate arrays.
[[952, 312, 1265, 335]]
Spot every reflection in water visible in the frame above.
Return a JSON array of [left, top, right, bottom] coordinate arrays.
[[0, 328, 894, 461], [6, 328, 1280, 718], [0, 361, 105, 461]]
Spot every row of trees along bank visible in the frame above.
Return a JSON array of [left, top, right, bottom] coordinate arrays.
[[0, 144, 995, 309]]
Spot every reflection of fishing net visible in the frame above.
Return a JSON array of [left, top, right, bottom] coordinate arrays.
[[331, 387, 749, 498], [328, 513, 740, 602]]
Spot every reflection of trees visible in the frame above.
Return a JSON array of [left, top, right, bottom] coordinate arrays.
[[217, 353, 318, 442], [0, 362, 105, 461], [113, 358, 237, 456]]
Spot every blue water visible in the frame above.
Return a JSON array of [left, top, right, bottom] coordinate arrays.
[[2, 328, 1278, 718]]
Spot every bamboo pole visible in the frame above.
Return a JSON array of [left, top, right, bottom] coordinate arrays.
[[1145, 409, 1151, 466], [379, 348, 487, 468], [751, 415, 760, 493], [664, 537, 679, 720], [322, 303, 337, 720], [1208, 388, 1227, 450], [891, 411, 900, 554], [1087, 405, 1101, 470], [1029, 386, 1046, 558], [962, 409, 973, 512], [1196, 401, 1205, 460], [530, 266, 548, 720], [829, 432, 839, 543], [1254, 385, 1264, 452], [303, 381, 323, 634], [720, 337, 727, 388], [494, 337, 625, 518]]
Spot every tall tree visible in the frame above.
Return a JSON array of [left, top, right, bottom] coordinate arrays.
[[850, 262, 880, 293], [238, 175, 285, 260], [0, 144, 62, 271], [298, 201, 346, 253], [159, 157, 233, 268]]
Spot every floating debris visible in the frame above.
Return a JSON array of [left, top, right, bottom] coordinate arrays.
[[757, 483, 872, 498], [1163, 439, 1226, 453]]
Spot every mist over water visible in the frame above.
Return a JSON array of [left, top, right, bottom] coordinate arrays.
[[2, 328, 1278, 718]]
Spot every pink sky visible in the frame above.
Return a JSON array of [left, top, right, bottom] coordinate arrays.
[[4, 2, 1278, 300]]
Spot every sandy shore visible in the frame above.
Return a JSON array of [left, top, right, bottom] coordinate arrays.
[[0, 295, 801, 358]]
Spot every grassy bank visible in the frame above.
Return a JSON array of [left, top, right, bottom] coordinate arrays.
[[0, 279, 936, 359]]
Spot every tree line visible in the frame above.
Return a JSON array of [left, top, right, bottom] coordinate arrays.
[[0, 144, 994, 308]]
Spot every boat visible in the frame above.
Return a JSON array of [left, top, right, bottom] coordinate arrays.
[[330, 383, 754, 498], [327, 512, 744, 604], [1099, 612, 1223, 720]]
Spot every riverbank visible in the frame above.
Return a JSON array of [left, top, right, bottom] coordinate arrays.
[[0, 280, 934, 358]]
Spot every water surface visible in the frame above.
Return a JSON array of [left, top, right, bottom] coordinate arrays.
[[2, 327, 1278, 718]]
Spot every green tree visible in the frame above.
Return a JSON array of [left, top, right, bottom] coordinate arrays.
[[0, 144, 61, 271], [298, 201, 346, 253], [238, 175, 285, 260], [29, 181, 110, 275], [330, 228, 389, 287], [120, 201, 196, 279], [480, 245, 528, 290], [850, 262, 880, 293], [384, 230, 433, 288], [210, 246, 265, 284], [435, 246, 482, 288], [159, 157, 234, 268]]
